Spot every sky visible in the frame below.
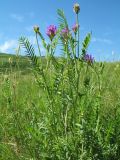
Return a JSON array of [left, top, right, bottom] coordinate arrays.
[[0, 0, 120, 61]]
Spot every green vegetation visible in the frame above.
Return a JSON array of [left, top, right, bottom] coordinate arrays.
[[1, 3, 120, 160], [0, 53, 120, 160]]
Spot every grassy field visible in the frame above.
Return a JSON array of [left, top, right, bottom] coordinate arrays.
[[0, 52, 120, 159]]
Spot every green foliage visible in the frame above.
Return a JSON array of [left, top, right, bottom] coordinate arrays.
[[81, 32, 91, 57], [1, 54, 120, 159], [19, 37, 39, 69], [57, 9, 68, 29]]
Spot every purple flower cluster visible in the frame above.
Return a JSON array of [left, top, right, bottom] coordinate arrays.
[[46, 25, 57, 41], [60, 28, 69, 39], [72, 23, 79, 34], [60, 24, 79, 40], [46, 23, 79, 41], [84, 54, 94, 64]]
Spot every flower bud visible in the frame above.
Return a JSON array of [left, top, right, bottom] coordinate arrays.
[[46, 25, 57, 41], [33, 25, 39, 33], [73, 3, 80, 14], [60, 28, 69, 39], [84, 53, 94, 65], [72, 23, 79, 34]]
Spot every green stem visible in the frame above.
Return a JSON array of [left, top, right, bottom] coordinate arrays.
[[36, 33, 44, 67], [51, 40, 53, 55], [76, 14, 80, 58], [35, 33, 51, 101], [75, 33, 77, 58], [35, 33, 41, 57], [94, 66, 101, 94]]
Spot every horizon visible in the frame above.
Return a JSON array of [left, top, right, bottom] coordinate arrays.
[[0, 0, 120, 61]]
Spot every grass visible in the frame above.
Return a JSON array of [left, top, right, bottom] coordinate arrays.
[[0, 53, 120, 159]]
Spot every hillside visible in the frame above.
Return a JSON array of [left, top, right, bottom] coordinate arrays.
[[0, 53, 32, 74]]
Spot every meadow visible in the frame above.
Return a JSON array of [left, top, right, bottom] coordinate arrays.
[[0, 3, 120, 160]]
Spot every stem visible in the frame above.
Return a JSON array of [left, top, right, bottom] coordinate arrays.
[[50, 40, 53, 55], [35, 33, 51, 101], [93, 66, 101, 94], [35, 33, 44, 69], [73, 14, 81, 120], [76, 14, 80, 58], [74, 33, 77, 58], [35, 32, 45, 82], [35, 33, 41, 57]]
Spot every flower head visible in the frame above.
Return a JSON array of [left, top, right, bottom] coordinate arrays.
[[72, 23, 79, 34], [73, 3, 80, 14], [34, 25, 39, 33], [46, 25, 57, 41], [60, 28, 69, 40], [84, 53, 94, 65]]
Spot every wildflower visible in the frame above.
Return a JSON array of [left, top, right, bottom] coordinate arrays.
[[72, 23, 79, 34], [84, 53, 94, 65], [33, 25, 39, 33], [73, 3, 80, 14], [46, 25, 57, 41], [60, 28, 69, 40]]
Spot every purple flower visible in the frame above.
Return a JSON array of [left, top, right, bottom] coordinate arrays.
[[84, 54, 94, 64], [46, 25, 57, 41], [60, 28, 69, 39], [72, 23, 79, 34]]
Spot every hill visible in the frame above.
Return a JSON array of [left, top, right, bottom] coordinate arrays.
[[0, 53, 32, 74]]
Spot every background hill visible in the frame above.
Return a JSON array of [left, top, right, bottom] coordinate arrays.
[[0, 53, 32, 74]]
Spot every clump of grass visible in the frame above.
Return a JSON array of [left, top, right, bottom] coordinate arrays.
[[0, 3, 120, 160]]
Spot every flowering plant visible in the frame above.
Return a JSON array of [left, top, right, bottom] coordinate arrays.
[[17, 3, 110, 160]]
